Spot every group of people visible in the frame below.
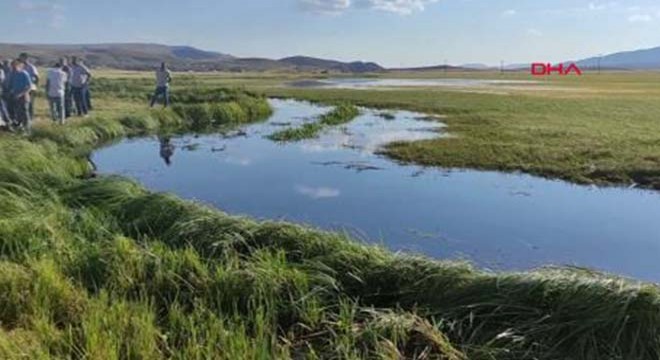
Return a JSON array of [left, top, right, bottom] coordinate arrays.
[[0, 52, 93, 132], [0, 54, 172, 133]]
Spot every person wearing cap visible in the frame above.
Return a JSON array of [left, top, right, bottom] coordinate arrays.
[[18, 53, 38, 119], [8, 60, 33, 132], [70, 56, 91, 116], [46, 61, 67, 124], [150, 62, 172, 108]]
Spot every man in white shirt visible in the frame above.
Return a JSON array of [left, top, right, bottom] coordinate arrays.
[[45, 62, 67, 124], [150, 62, 172, 108]]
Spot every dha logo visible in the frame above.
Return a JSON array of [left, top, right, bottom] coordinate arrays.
[[531, 63, 582, 76]]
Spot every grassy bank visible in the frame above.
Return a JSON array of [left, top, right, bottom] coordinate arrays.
[[268, 103, 359, 142], [0, 77, 659, 359]]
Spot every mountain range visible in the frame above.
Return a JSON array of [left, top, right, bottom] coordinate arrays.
[[0, 43, 384, 73], [459, 47, 660, 71], [3, 43, 660, 72], [574, 46, 660, 70]]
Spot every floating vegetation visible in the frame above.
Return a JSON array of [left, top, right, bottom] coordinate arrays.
[[268, 104, 359, 142]]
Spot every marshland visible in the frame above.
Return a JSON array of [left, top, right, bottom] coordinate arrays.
[[2, 70, 660, 359]]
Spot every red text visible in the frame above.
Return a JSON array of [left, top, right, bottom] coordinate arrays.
[[531, 63, 582, 76]]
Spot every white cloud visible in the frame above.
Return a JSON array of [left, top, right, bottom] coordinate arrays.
[[628, 14, 652, 22], [295, 185, 341, 199], [299, 0, 438, 15], [588, 1, 616, 11], [357, 0, 438, 14], [501, 9, 516, 17], [299, 0, 351, 14]]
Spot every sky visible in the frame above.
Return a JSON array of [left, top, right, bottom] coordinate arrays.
[[2, 0, 660, 67]]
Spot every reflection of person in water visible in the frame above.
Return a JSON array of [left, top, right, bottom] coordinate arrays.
[[159, 136, 175, 166]]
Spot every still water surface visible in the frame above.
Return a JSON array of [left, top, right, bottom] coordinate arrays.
[[290, 78, 539, 89], [93, 99, 660, 282]]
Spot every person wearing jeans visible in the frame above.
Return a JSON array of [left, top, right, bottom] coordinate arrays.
[[18, 53, 38, 120], [150, 62, 171, 107], [46, 62, 67, 124], [70, 57, 91, 116], [71, 86, 87, 116], [8, 60, 32, 132], [61, 57, 73, 118]]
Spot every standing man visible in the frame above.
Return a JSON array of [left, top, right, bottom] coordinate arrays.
[[60, 57, 73, 118], [150, 62, 171, 108], [8, 60, 33, 132], [46, 62, 67, 124], [2, 59, 14, 123], [70, 56, 91, 116], [18, 53, 38, 119]]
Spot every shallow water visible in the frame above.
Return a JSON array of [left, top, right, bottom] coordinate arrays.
[[93, 99, 660, 282], [289, 78, 539, 90]]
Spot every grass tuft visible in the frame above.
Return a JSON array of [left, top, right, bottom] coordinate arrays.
[[268, 103, 359, 142]]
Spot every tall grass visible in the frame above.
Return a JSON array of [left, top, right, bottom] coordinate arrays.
[[0, 83, 657, 359], [61, 176, 660, 359]]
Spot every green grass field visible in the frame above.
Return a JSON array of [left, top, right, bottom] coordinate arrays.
[[0, 70, 659, 359]]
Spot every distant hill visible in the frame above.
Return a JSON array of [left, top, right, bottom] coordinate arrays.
[[0, 43, 383, 73], [388, 65, 469, 72], [575, 46, 660, 70], [460, 63, 492, 70], [279, 56, 383, 73], [463, 46, 660, 71], [0, 43, 235, 70], [169, 45, 232, 61]]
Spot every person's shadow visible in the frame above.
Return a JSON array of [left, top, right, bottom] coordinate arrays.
[[159, 136, 175, 166]]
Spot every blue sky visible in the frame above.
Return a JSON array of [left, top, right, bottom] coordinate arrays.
[[2, 0, 660, 67]]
